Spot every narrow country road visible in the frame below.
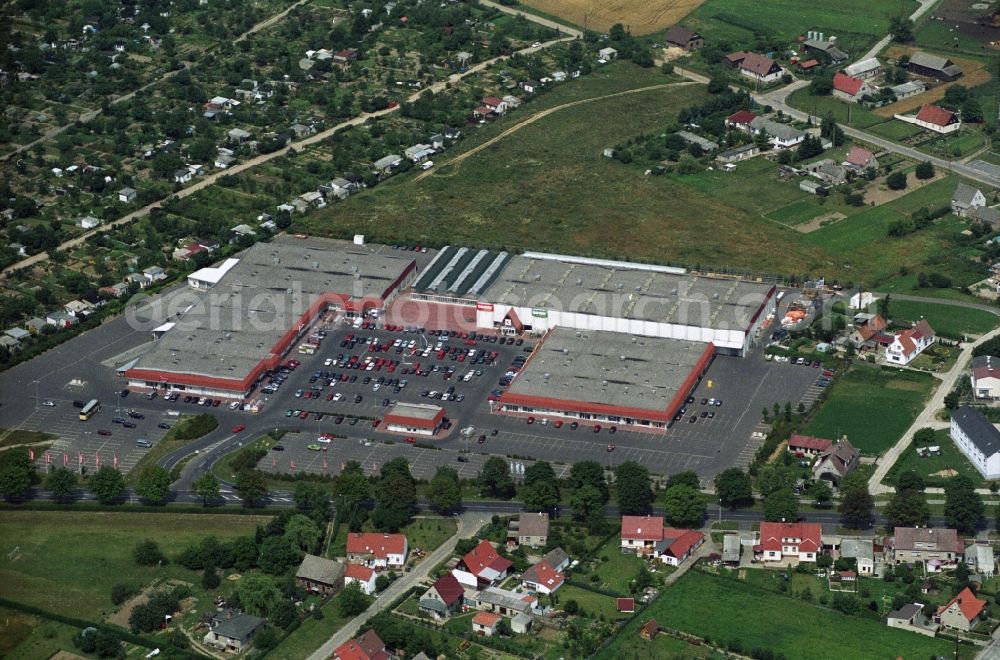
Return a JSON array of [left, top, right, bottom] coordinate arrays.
[[306, 512, 490, 660], [0, 0, 312, 162], [0, 34, 573, 279]]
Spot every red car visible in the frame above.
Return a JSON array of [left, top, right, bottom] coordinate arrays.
[[593, 424, 602, 433], [299, 411, 309, 419], [554, 420, 563, 428], [405, 436, 416, 444], [372, 419, 381, 428], [231, 424, 246, 434], [98, 429, 112, 437], [526, 416, 535, 424]]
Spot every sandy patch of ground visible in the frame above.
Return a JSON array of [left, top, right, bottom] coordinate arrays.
[[863, 170, 946, 205], [521, 0, 706, 34], [930, 468, 959, 478], [875, 47, 990, 117], [796, 212, 846, 233], [106, 590, 151, 629]]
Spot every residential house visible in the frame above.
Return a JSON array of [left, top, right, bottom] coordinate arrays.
[[716, 143, 761, 163], [118, 187, 136, 203], [472, 612, 502, 637], [971, 356, 1000, 400], [520, 79, 540, 94], [887, 603, 939, 637], [664, 25, 703, 51], [843, 57, 882, 80], [725, 110, 757, 131], [419, 573, 465, 620], [676, 130, 719, 152], [968, 543, 996, 578], [483, 96, 507, 114], [812, 438, 860, 486], [228, 127, 252, 143], [952, 183, 987, 218], [540, 547, 570, 572], [844, 146, 878, 171], [748, 117, 805, 148], [508, 512, 549, 548], [832, 72, 874, 103], [598, 47, 618, 62], [851, 313, 888, 347], [473, 587, 537, 616], [295, 554, 346, 594], [788, 433, 833, 456], [911, 104, 961, 135], [203, 609, 267, 654], [886, 527, 964, 567], [754, 522, 822, 562], [333, 629, 390, 660], [840, 538, 875, 575], [639, 619, 660, 641], [908, 52, 963, 81], [617, 598, 636, 613], [885, 320, 936, 366], [345, 533, 408, 569], [520, 559, 564, 595], [143, 266, 166, 285], [654, 529, 705, 566], [803, 38, 848, 63], [621, 515, 667, 555], [77, 215, 101, 230], [323, 177, 355, 200], [727, 51, 783, 83], [215, 153, 236, 169], [290, 123, 314, 139], [344, 563, 378, 595], [333, 48, 358, 64], [951, 406, 1000, 480], [99, 282, 129, 299], [453, 540, 513, 588], [937, 587, 986, 631], [373, 154, 402, 172], [804, 159, 848, 185], [722, 535, 741, 564], [404, 144, 434, 162]]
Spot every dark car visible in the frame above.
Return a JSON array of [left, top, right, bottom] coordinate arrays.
[[120, 389, 129, 398], [123, 421, 136, 428], [272, 445, 285, 451], [569, 421, 579, 430], [157, 423, 171, 430], [98, 429, 112, 436], [478, 435, 487, 444], [491, 429, 499, 436]]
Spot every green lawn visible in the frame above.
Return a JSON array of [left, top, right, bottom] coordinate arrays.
[[0, 510, 267, 618], [866, 120, 926, 141], [0, 607, 80, 660], [586, 534, 658, 594], [887, 298, 998, 339], [267, 599, 352, 660], [884, 428, 987, 489], [785, 89, 885, 128], [803, 364, 936, 455], [0, 428, 54, 450], [558, 584, 626, 622], [596, 570, 966, 660]]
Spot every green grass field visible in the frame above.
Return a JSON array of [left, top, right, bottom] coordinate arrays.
[[887, 298, 998, 338], [785, 89, 886, 128], [682, 0, 917, 50], [267, 600, 352, 660], [803, 364, 936, 455], [0, 607, 80, 660], [0, 511, 267, 618], [884, 428, 986, 488], [596, 569, 964, 660], [0, 429, 54, 450]]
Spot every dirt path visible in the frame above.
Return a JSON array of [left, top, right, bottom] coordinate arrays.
[[0, 35, 573, 279], [414, 81, 696, 182]]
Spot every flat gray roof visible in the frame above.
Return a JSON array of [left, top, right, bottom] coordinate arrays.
[[505, 327, 709, 413], [482, 254, 772, 331], [131, 236, 427, 382], [387, 402, 443, 421]]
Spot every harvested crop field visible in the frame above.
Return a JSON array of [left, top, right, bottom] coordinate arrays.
[[875, 47, 991, 116], [521, 0, 705, 34]]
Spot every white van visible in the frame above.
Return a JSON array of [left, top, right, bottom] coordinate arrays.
[[420, 160, 434, 170]]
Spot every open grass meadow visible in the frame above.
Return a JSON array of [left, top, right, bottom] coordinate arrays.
[[267, 599, 352, 660], [0, 510, 267, 618], [681, 0, 917, 50], [803, 364, 936, 455], [0, 606, 81, 660], [887, 298, 998, 338], [884, 428, 987, 488], [596, 569, 965, 660]]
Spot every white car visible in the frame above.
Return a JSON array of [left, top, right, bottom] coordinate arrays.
[[333, 393, 343, 402], [42, 400, 56, 407], [229, 401, 241, 410], [324, 358, 333, 366], [408, 340, 416, 349], [373, 383, 381, 392], [317, 436, 331, 444], [393, 339, 402, 347], [532, 41, 541, 48]]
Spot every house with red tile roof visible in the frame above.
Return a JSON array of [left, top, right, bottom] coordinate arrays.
[[520, 559, 564, 594], [754, 522, 822, 562], [885, 320, 935, 366], [420, 573, 466, 619], [334, 629, 391, 660], [472, 611, 503, 636], [832, 72, 875, 103], [483, 96, 507, 114], [937, 587, 986, 631], [787, 434, 833, 456], [345, 533, 408, 569], [910, 104, 961, 134], [344, 563, 378, 595], [850, 313, 887, 347], [616, 597, 635, 612], [620, 515, 666, 555], [971, 356, 1000, 400], [655, 529, 705, 566], [453, 540, 513, 588], [843, 146, 878, 170], [725, 110, 757, 131]]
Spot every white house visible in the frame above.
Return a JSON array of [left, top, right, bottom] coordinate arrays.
[[77, 215, 101, 230], [118, 187, 136, 203], [520, 559, 564, 595], [620, 515, 667, 555], [754, 522, 822, 562], [952, 183, 987, 218], [905, 104, 961, 135], [885, 320, 935, 365], [344, 563, 378, 595], [840, 538, 875, 575], [598, 47, 617, 62], [950, 406, 1000, 480], [748, 117, 805, 149], [972, 356, 1000, 400]]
